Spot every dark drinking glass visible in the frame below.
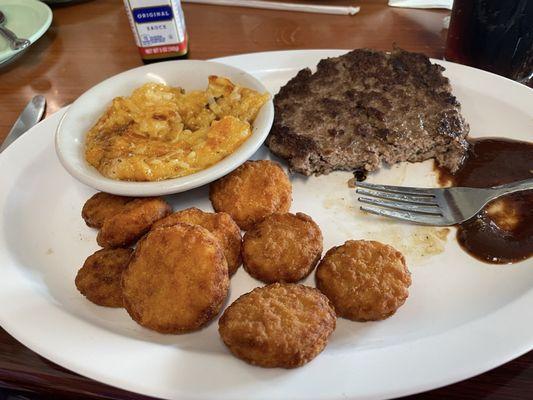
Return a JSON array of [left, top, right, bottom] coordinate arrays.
[[445, 0, 533, 86]]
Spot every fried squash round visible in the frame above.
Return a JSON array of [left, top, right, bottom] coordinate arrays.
[[152, 207, 242, 276], [242, 212, 322, 283], [209, 160, 292, 230], [75, 248, 133, 307], [81, 192, 135, 228], [96, 197, 172, 248], [122, 224, 229, 334], [316, 240, 411, 321], [218, 283, 336, 368]]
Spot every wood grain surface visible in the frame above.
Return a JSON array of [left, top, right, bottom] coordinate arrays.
[[0, 0, 451, 138], [0, 1, 531, 399]]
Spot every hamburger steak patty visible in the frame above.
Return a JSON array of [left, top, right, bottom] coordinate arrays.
[[267, 48, 469, 176]]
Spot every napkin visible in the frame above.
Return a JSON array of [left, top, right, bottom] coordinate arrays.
[[388, 0, 453, 10]]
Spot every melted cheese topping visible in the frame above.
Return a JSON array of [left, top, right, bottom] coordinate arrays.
[[85, 76, 269, 181]]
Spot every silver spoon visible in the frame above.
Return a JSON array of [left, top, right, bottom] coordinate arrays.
[[0, 11, 31, 51]]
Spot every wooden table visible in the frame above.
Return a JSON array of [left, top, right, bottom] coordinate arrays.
[[0, 1, 531, 399]]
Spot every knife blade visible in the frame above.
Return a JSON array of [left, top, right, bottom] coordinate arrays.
[[0, 95, 46, 153]]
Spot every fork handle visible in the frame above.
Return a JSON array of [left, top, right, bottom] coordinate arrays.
[[0, 25, 18, 42], [492, 178, 533, 198]]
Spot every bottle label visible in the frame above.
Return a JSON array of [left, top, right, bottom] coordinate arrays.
[[124, 0, 187, 58]]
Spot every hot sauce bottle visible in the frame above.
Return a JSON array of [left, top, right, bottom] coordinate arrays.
[[123, 0, 189, 63]]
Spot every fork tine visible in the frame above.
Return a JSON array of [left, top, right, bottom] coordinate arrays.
[[360, 205, 449, 226], [358, 197, 442, 215], [356, 181, 436, 196], [356, 188, 438, 205]]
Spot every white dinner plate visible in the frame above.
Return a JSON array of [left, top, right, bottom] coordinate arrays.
[[0, 50, 531, 400]]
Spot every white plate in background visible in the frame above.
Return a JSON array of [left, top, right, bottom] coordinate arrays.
[[0, 0, 52, 63]]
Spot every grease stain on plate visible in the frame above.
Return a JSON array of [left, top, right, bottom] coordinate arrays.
[[364, 225, 450, 265], [320, 160, 449, 266]]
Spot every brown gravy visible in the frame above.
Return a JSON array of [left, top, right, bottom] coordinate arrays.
[[436, 138, 533, 264]]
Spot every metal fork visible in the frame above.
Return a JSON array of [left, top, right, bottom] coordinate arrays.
[[355, 178, 533, 226]]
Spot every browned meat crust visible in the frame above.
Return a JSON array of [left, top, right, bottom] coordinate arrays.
[[267, 48, 469, 175]]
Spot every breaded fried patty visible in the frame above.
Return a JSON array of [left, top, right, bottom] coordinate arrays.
[[97, 197, 172, 248], [218, 283, 336, 368], [316, 240, 411, 321], [75, 248, 133, 307], [81, 192, 135, 228], [242, 213, 322, 283], [152, 207, 242, 276], [209, 160, 292, 230], [122, 224, 229, 333]]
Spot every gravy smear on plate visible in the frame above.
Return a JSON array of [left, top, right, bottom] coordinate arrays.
[[437, 138, 533, 264]]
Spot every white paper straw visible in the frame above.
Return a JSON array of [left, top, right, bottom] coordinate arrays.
[[182, 0, 360, 16]]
